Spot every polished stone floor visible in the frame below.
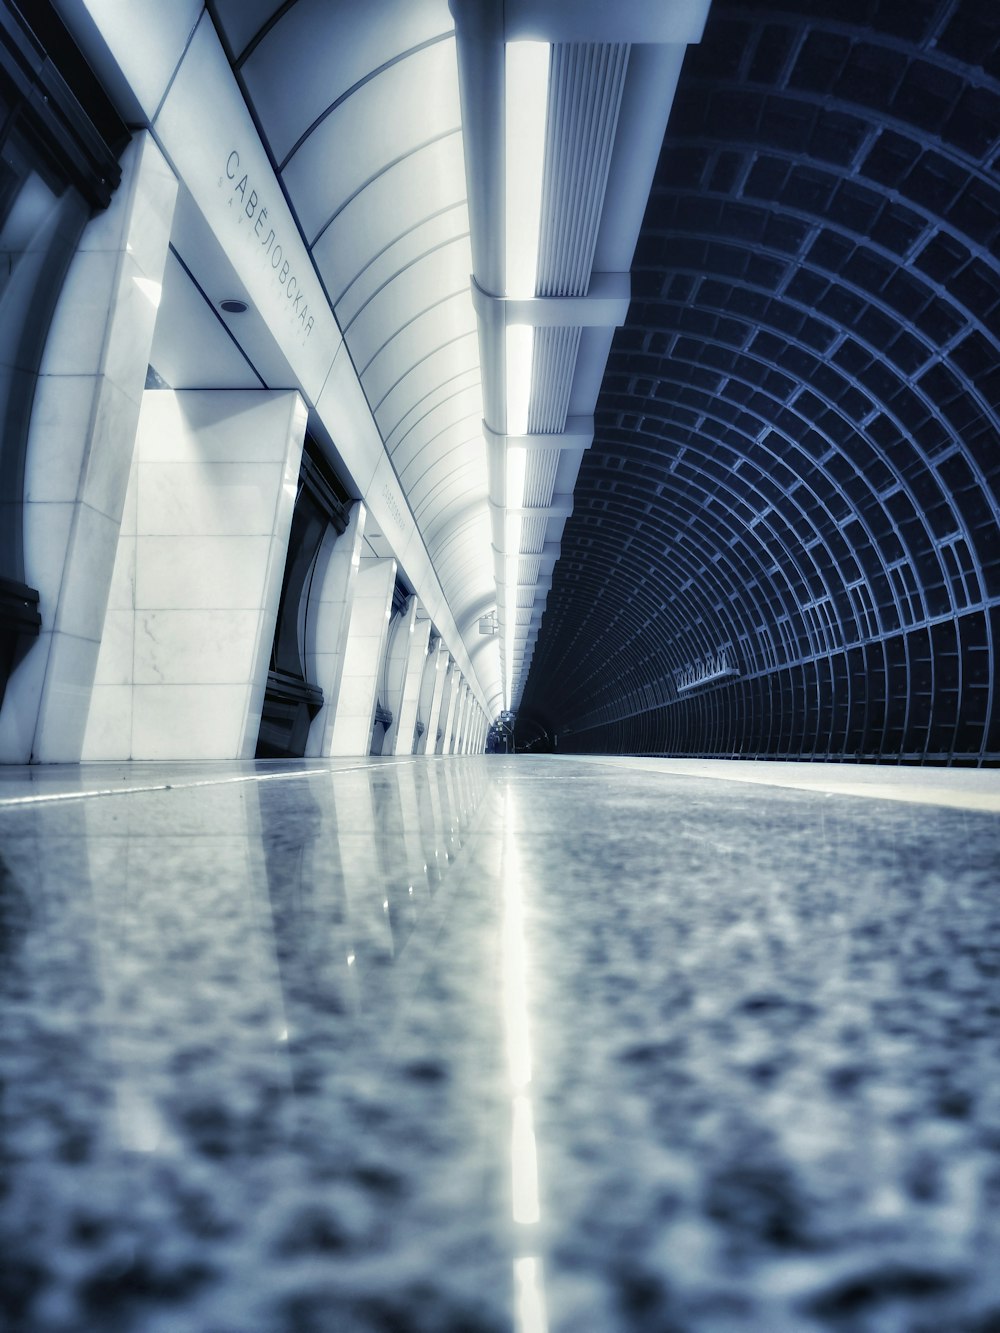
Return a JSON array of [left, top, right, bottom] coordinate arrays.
[[1, 756, 999, 1332]]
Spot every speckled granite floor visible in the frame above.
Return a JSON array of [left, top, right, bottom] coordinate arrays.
[[1, 756, 998, 1332]]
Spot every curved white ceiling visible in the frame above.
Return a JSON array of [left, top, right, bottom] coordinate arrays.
[[212, 0, 498, 708]]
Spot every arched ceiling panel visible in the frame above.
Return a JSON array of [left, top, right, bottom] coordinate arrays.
[[235, 0, 448, 165], [211, 0, 275, 62], [411, 458, 483, 527], [521, 0, 1000, 764], [384, 370, 483, 454], [373, 332, 481, 438], [312, 135, 469, 304], [281, 41, 461, 243], [210, 0, 495, 703], [389, 393, 482, 472], [395, 416, 482, 489], [349, 239, 474, 369], [337, 205, 469, 330], [360, 291, 476, 407]]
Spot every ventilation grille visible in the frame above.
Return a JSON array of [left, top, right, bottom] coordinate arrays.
[[520, 516, 549, 553], [537, 42, 630, 297], [523, 448, 561, 507], [529, 325, 581, 432]]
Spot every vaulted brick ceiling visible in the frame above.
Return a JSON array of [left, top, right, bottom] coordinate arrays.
[[520, 0, 1000, 763]]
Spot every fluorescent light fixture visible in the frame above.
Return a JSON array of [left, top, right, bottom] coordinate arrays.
[[505, 41, 550, 299], [505, 519, 521, 707], [504, 447, 527, 707], [505, 621, 516, 711], [503, 40, 547, 709], [505, 324, 534, 437], [507, 446, 527, 510]]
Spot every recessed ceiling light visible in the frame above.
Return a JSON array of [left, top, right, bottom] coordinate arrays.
[[219, 298, 248, 314]]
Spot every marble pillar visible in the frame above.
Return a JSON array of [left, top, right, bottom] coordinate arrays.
[[326, 557, 396, 756], [0, 133, 178, 762], [83, 388, 307, 759]]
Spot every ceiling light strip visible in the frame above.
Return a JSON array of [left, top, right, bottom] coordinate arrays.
[[503, 39, 550, 709]]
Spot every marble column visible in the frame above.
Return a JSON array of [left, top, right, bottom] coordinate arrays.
[[83, 388, 307, 759], [304, 502, 366, 758], [378, 597, 424, 757], [418, 642, 449, 755], [465, 702, 479, 754], [444, 677, 461, 755], [385, 604, 431, 756], [452, 683, 471, 756], [436, 664, 458, 755], [0, 133, 178, 762], [326, 557, 396, 756]]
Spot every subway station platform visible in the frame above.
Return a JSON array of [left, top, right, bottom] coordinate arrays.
[[2, 756, 999, 1332]]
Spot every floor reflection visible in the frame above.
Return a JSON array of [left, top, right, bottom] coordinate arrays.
[[1, 756, 998, 1332], [0, 759, 508, 1333]]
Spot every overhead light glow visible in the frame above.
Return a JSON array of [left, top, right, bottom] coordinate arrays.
[[503, 40, 548, 709], [504, 448, 527, 706], [505, 324, 534, 437], [507, 446, 527, 511], [505, 41, 550, 299]]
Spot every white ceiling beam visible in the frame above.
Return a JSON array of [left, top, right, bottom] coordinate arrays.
[[471, 272, 631, 330], [503, 0, 710, 45], [483, 418, 595, 451]]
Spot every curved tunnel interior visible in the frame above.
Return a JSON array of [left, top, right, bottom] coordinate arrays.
[[521, 0, 1000, 763]]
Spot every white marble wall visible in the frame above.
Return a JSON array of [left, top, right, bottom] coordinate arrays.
[[327, 557, 396, 756], [0, 133, 178, 763], [387, 603, 431, 757], [304, 502, 366, 758], [83, 388, 307, 759]]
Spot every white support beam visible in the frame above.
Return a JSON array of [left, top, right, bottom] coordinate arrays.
[[483, 418, 595, 451], [471, 272, 631, 333], [503, 0, 711, 43]]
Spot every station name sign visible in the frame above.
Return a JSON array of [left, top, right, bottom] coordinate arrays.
[[224, 149, 315, 339]]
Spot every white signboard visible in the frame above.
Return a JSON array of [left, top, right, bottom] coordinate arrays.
[[153, 13, 341, 404]]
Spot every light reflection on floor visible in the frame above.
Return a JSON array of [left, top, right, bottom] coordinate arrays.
[[1, 755, 998, 1331]]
